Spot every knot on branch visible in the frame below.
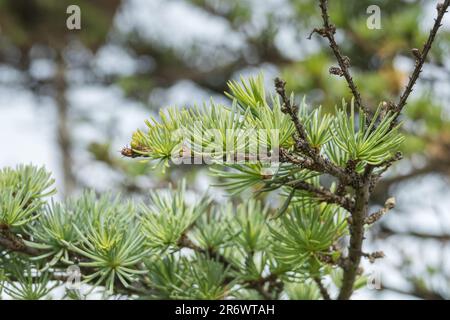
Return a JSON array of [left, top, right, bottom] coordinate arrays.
[[342, 56, 351, 68], [363, 251, 385, 263], [307, 25, 336, 40], [329, 66, 344, 77], [380, 101, 397, 118], [317, 253, 335, 265], [308, 27, 326, 39], [411, 48, 422, 62]]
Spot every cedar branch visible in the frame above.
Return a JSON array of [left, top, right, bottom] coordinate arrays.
[[310, 0, 368, 119]]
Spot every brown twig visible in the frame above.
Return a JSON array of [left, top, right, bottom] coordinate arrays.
[[333, 1, 450, 300], [0, 230, 41, 256], [365, 197, 396, 225], [362, 251, 385, 263], [393, 0, 450, 119], [287, 179, 354, 211], [274, 77, 310, 143], [337, 180, 370, 300], [313, 276, 331, 300], [275, 80, 353, 184], [279, 147, 352, 184], [310, 0, 368, 119]]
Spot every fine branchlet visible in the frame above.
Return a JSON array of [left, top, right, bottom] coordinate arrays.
[[309, 0, 368, 119], [393, 0, 450, 119]]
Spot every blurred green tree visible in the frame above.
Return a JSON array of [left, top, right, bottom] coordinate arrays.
[[0, 0, 121, 195]]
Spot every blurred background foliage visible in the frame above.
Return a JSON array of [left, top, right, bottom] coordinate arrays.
[[1, 0, 450, 299]]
